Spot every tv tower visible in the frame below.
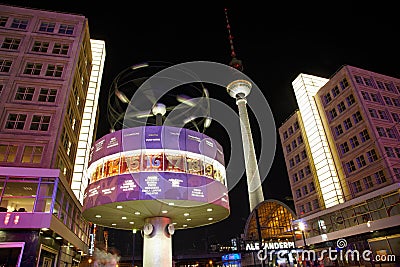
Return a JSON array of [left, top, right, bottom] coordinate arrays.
[[224, 8, 264, 212]]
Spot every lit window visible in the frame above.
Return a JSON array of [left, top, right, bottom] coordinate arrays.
[[345, 160, 356, 173], [332, 86, 340, 97], [346, 94, 356, 106], [337, 101, 346, 113], [352, 111, 363, 123], [340, 142, 349, 154], [355, 155, 366, 168], [22, 146, 43, 163], [349, 136, 359, 148], [343, 118, 352, 130], [363, 176, 374, 189], [366, 149, 378, 162], [359, 129, 370, 142], [0, 144, 17, 162], [374, 170, 386, 184]]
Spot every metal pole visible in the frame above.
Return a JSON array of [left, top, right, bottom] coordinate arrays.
[[132, 229, 137, 267]]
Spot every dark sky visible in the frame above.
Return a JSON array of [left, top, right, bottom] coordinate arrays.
[[2, 0, 399, 254]]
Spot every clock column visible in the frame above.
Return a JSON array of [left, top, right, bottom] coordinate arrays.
[[143, 216, 173, 266]]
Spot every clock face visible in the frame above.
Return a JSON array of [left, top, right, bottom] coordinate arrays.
[[167, 223, 175, 235], [143, 223, 154, 236]]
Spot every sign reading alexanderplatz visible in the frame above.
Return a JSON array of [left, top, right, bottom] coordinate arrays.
[[82, 125, 230, 231]]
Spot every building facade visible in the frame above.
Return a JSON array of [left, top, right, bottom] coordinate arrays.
[[279, 65, 400, 264], [0, 4, 105, 266]]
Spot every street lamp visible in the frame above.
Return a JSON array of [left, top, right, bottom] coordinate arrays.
[[298, 222, 307, 248]]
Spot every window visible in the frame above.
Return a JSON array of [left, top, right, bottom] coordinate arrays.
[[386, 128, 396, 138], [52, 43, 69, 55], [301, 150, 307, 159], [353, 111, 363, 123], [312, 199, 320, 209], [385, 82, 396, 93], [337, 101, 346, 113], [302, 185, 308, 195], [393, 168, 400, 180], [283, 131, 288, 140], [293, 121, 299, 130], [11, 18, 28, 29], [346, 160, 356, 173], [22, 146, 43, 163], [5, 113, 26, 130], [0, 144, 17, 162], [295, 189, 302, 199], [30, 115, 51, 131], [305, 202, 312, 212], [289, 158, 295, 168], [378, 110, 389, 120], [291, 140, 297, 149], [349, 136, 359, 148], [23, 62, 42, 75], [324, 93, 332, 104], [369, 108, 378, 118], [332, 86, 340, 97], [363, 77, 374, 87], [384, 147, 395, 157], [352, 180, 362, 193], [38, 88, 57, 102], [297, 135, 303, 144], [305, 165, 311, 175], [376, 81, 385, 90], [45, 64, 63, 77], [354, 75, 364, 85], [286, 145, 291, 153], [288, 126, 293, 135], [370, 93, 381, 103], [1, 37, 21, 50], [39, 22, 55, 32], [299, 169, 305, 179], [292, 173, 298, 183], [359, 129, 370, 142], [393, 98, 400, 107], [394, 148, 400, 158], [343, 118, 352, 130], [356, 155, 366, 168], [346, 94, 356, 106], [0, 16, 8, 27], [309, 182, 315, 192], [374, 170, 386, 184], [0, 59, 12, 72], [376, 127, 387, 137], [58, 24, 74, 35], [361, 91, 371, 101], [363, 176, 374, 189], [366, 149, 378, 162], [391, 113, 400, 122], [31, 41, 49, 53], [383, 96, 393, 106], [295, 154, 300, 163], [329, 108, 337, 120], [340, 142, 349, 154], [15, 87, 35, 101], [334, 125, 343, 136]]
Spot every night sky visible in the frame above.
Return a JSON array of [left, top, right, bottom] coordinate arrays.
[[2, 0, 399, 254]]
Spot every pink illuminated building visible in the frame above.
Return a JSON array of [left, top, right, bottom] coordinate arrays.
[[0, 4, 105, 266], [279, 65, 400, 262]]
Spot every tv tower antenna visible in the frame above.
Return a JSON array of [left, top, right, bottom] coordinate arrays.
[[224, 7, 265, 212], [224, 8, 243, 71]]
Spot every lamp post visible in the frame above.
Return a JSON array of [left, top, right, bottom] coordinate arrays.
[[132, 229, 137, 267], [298, 222, 307, 248]]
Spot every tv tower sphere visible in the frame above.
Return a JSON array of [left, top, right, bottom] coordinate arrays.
[[227, 79, 252, 99]]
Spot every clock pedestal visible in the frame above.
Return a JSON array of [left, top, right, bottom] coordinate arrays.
[[143, 216, 173, 266]]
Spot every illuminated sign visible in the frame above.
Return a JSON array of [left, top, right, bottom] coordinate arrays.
[[222, 253, 241, 261], [246, 241, 296, 251]]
